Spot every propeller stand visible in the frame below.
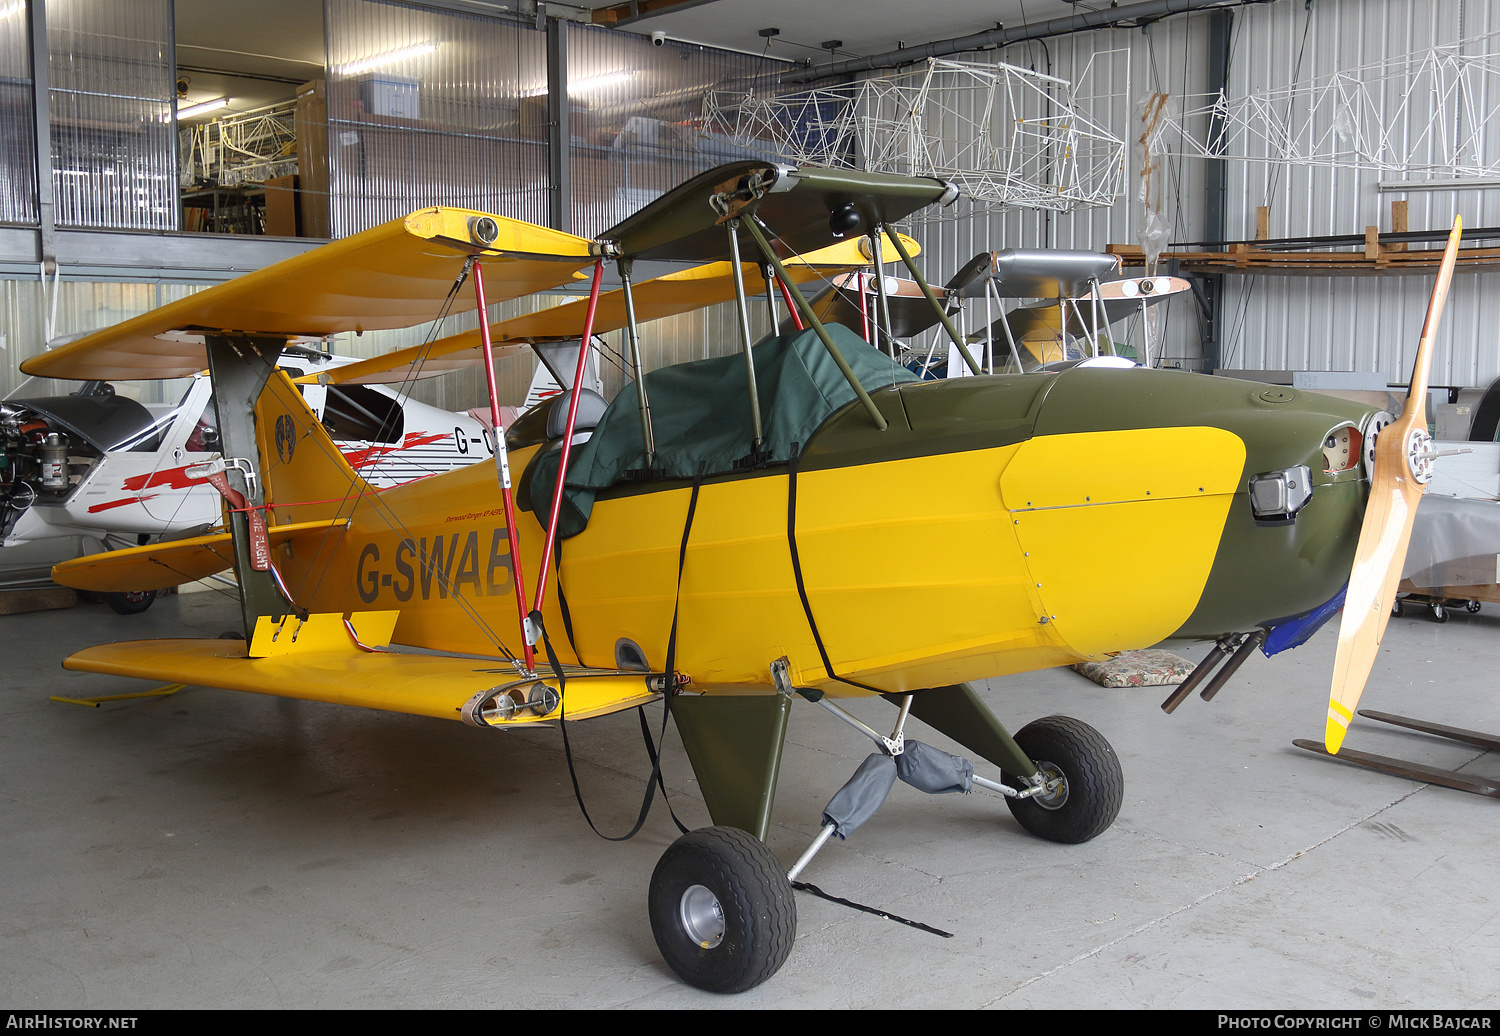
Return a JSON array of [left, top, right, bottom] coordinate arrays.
[[1294, 710, 1500, 798]]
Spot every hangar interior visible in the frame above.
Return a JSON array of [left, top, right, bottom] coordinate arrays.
[[2, 0, 1499, 1010]]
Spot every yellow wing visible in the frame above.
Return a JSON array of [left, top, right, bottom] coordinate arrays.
[[63, 625, 662, 725], [21, 209, 597, 381], [308, 232, 921, 387], [51, 518, 350, 592]]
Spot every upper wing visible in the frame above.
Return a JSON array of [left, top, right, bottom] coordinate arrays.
[[21, 209, 597, 381], [307, 233, 920, 387], [598, 161, 954, 263]]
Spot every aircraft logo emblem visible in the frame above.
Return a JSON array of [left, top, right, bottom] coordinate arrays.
[[275, 414, 296, 464]]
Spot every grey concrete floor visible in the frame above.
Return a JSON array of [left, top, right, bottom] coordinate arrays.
[[2, 589, 1498, 1009]]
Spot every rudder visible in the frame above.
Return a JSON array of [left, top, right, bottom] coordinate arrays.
[[254, 370, 375, 526]]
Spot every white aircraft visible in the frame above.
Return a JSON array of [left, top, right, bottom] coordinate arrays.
[[1, 349, 495, 612]]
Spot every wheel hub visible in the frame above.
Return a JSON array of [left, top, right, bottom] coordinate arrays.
[[1028, 761, 1069, 811], [678, 884, 725, 949]]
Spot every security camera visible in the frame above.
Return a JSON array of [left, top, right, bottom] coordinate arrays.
[[651, 31, 667, 46]]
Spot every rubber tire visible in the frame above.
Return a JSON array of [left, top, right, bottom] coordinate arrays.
[[1001, 715, 1124, 845], [1431, 602, 1448, 623], [103, 590, 156, 615], [1392, 598, 1406, 618], [1466, 600, 1482, 614], [649, 826, 796, 994]]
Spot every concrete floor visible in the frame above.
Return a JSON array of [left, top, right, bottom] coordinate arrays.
[[3, 589, 1498, 1009]]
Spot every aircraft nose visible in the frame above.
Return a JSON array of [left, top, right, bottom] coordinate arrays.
[[1172, 405, 1377, 640], [1019, 365, 1379, 642]]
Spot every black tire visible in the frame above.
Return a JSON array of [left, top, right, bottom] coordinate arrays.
[[1431, 602, 1449, 623], [649, 826, 796, 994], [1000, 715, 1123, 845], [1466, 600, 1482, 614], [1392, 598, 1406, 618], [103, 590, 156, 615]]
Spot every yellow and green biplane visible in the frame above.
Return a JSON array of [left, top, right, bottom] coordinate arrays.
[[23, 161, 1460, 993]]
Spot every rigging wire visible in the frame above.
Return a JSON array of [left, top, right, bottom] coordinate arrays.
[[269, 410, 524, 667], [268, 258, 524, 666]]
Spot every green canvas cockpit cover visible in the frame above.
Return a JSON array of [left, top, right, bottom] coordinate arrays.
[[525, 324, 918, 537]]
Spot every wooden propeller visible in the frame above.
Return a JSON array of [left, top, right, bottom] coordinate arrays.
[[1324, 216, 1463, 753]]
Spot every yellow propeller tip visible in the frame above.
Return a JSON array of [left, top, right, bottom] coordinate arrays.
[[1324, 718, 1348, 755]]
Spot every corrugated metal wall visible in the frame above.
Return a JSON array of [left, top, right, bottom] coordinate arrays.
[[47, 0, 176, 230], [12, 0, 1500, 412], [1214, 0, 1500, 386], [877, 1, 1500, 385], [324, 0, 551, 236], [564, 23, 779, 236], [319, 6, 781, 239], [1, 279, 202, 403], [897, 15, 1213, 369], [0, 1, 37, 225]]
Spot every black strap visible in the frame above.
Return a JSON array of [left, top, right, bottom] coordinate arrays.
[[552, 536, 581, 661], [660, 469, 704, 700], [536, 470, 703, 842], [637, 705, 690, 836], [534, 610, 675, 842], [791, 880, 953, 938], [785, 446, 886, 695]]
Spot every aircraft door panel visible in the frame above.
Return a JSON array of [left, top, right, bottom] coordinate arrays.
[[1000, 427, 1245, 658], [790, 444, 1073, 690], [560, 475, 819, 684]]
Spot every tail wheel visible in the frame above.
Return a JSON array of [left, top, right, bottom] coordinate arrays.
[[649, 826, 796, 993], [103, 590, 156, 615], [1001, 715, 1123, 844]]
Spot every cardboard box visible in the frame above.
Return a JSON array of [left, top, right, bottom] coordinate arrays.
[[359, 74, 420, 120], [295, 79, 330, 238], [264, 174, 300, 236]]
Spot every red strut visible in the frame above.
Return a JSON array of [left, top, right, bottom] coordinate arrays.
[[530, 259, 605, 625], [777, 276, 805, 331], [472, 261, 534, 672]]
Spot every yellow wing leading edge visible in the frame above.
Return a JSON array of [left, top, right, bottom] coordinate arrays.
[[20, 209, 598, 382], [307, 232, 923, 387]]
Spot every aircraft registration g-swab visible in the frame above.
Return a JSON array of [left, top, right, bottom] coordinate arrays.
[[22, 161, 1461, 993]]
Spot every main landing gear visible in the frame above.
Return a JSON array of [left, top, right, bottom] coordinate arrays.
[[649, 673, 1123, 993], [103, 589, 157, 615], [648, 827, 797, 994], [1001, 715, 1125, 844]]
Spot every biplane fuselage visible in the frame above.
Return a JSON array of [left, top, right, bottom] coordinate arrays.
[[268, 364, 1373, 698], [24, 160, 1420, 995]]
